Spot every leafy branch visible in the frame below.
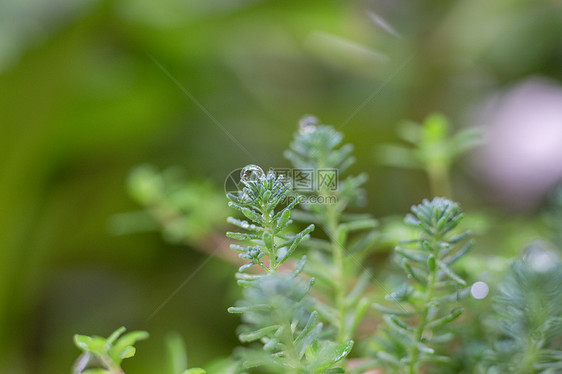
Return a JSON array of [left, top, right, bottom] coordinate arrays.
[[285, 117, 378, 349], [373, 198, 472, 373], [226, 164, 353, 373], [73, 327, 149, 374], [480, 244, 562, 373], [376, 113, 480, 197]]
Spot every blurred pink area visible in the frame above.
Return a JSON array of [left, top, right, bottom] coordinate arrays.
[[474, 78, 562, 208]]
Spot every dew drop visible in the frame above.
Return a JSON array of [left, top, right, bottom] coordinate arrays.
[[240, 165, 265, 182], [523, 243, 559, 273], [299, 115, 318, 134]]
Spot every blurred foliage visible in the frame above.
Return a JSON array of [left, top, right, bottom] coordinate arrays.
[[118, 165, 228, 244], [1, 0, 562, 373], [285, 119, 379, 349], [73, 327, 149, 374], [373, 198, 472, 372], [376, 113, 481, 197], [479, 244, 562, 373], [225, 165, 353, 373]]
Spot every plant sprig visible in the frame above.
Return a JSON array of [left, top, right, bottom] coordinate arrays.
[[226, 164, 353, 373], [480, 244, 562, 373], [373, 197, 472, 373], [226, 165, 314, 273], [73, 327, 149, 374], [376, 113, 480, 197], [285, 117, 378, 350]]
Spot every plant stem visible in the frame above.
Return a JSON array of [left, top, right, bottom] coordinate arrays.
[[518, 339, 538, 374], [408, 239, 438, 374], [102, 356, 125, 374], [261, 203, 276, 271], [317, 151, 349, 347], [326, 204, 347, 344], [278, 316, 301, 374], [427, 163, 451, 198]]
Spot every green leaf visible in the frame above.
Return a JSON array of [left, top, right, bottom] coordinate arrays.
[[436, 260, 466, 286], [373, 303, 414, 316], [389, 315, 414, 333], [323, 368, 345, 374], [165, 333, 188, 374], [330, 340, 354, 363], [345, 270, 371, 307], [395, 248, 426, 263], [73, 335, 107, 355], [238, 263, 254, 272], [401, 259, 427, 286], [226, 217, 262, 231], [347, 230, 378, 255], [377, 351, 400, 366], [341, 218, 378, 232], [114, 331, 149, 349], [335, 225, 347, 246], [106, 327, 126, 345], [295, 311, 320, 344], [239, 325, 279, 343], [183, 369, 206, 374], [275, 208, 291, 232], [262, 231, 273, 251], [227, 304, 270, 313], [241, 207, 263, 225], [422, 113, 449, 143], [110, 331, 149, 364], [427, 254, 436, 271], [278, 224, 314, 264], [290, 255, 307, 278], [226, 232, 260, 241], [426, 308, 464, 328], [444, 239, 473, 265], [228, 202, 264, 224]]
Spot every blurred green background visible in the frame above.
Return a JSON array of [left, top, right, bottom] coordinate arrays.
[[1, 0, 561, 373]]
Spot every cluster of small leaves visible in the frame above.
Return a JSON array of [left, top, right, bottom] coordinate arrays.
[[226, 165, 314, 272], [376, 113, 480, 196], [285, 118, 378, 347], [479, 244, 562, 374], [73, 327, 149, 374], [285, 116, 369, 210], [73, 328, 205, 374], [229, 272, 353, 373], [226, 164, 352, 373], [373, 198, 472, 373]]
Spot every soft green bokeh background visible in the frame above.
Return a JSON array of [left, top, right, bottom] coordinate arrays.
[[1, 0, 561, 373]]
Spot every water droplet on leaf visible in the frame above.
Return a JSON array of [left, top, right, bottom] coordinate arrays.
[[299, 115, 318, 134], [240, 165, 265, 182]]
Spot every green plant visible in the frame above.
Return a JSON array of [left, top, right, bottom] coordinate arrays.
[[72, 328, 205, 374], [479, 244, 562, 373], [376, 113, 480, 197], [372, 197, 472, 373], [71, 114, 562, 374], [226, 164, 353, 373], [115, 164, 228, 244], [285, 117, 378, 348], [73, 327, 149, 374]]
